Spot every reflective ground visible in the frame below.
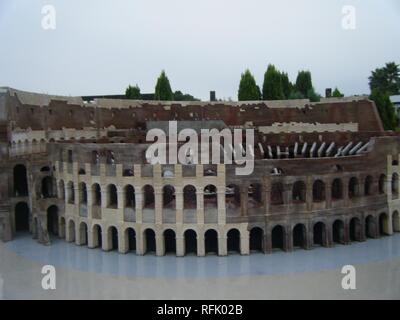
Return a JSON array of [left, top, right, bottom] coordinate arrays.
[[1, 233, 400, 299]]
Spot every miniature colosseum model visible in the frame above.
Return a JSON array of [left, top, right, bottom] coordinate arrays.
[[0, 87, 399, 256]]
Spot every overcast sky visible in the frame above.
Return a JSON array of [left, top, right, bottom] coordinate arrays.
[[0, 0, 399, 101]]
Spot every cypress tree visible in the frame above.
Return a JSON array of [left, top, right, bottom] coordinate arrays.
[[155, 70, 174, 101], [238, 69, 261, 101]]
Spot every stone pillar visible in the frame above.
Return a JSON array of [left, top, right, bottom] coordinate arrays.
[[156, 234, 164, 256], [75, 223, 83, 245], [88, 230, 95, 248], [197, 233, 205, 257], [325, 181, 332, 209], [360, 218, 367, 242], [117, 187, 124, 210], [285, 227, 293, 252], [102, 230, 111, 251], [87, 188, 93, 219], [135, 190, 143, 224], [264, 229, 272, 254], [175, 188, 183, 225], [240, 231, 250, 255], [197, 191, 204, 224], [344, 220, 351, 244], [306, 177, 313, 211], [136, 230, 145, 256], [154, 187, 163, 225], [119, 229, 128, 254], [217, 190, 226, 225], [218, 235, 227, 256], [176, 235, 184, 257]]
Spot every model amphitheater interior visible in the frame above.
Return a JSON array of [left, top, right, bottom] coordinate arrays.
[[0, 86, 399, 257]]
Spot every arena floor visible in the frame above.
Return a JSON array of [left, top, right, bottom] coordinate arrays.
[[1, 234, 400, 299]]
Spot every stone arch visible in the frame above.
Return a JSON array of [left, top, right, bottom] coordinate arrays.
[[92, 183, 101, 206], [204, 229, 218, 255], [204, 185, 218, 208], [313, 221, 327, 246], [227, 229, 241, 254], [124, 185, 136, 209], [92, 224, 102, 248], [184, 229, 197, 255], [125, 228, 136, 252], [331, 178, 343, 200], [271, 182, 284, 205], [365, 215, 377, 238], [271, 225, 285, 251], [163, 185, 176, 209], [163, 229, 176, 254], [292, 181, 306, 203], [183, 185, 197, 209], [332, 220, 345, 244], [313, 180, 325, 202], [108, 226, 119, 250], [143, 185, 155, 209], [379, 213, 390, 236], [78, 182, 88, 204], [106, 184, 118, 208], [144, 228, 156, 254], [364, 175, 373, 196], [349, 217, 362, 241], [348, 177, 359, 199], [41, 176, 57, 198], [249, 227, 264, 252], [293, 224, 307, 249]]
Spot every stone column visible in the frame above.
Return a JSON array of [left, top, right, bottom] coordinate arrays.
[[156, 233, 164, 256], [217, 190, 226, 225], [264, 228, 272, 254], [240, 186, 248, 217], [344, 220, 351, 244], [197, 191, 204, 224], [175, 188, 183, 225], [176, 235, 184, 257], [285, 226, 293, 252], [240, 230, 250, 255], [87, 188, 93, 219], [135, 190, 143, 224], [154, 187, 163, 225], [88, 230, 95, 248], [136, 230, 145, 255], [197, 233, 205, 257], [325, 180, 332, 209], [218, 235, 227, 256], [306, 177, 313, 211], [102, 230, 112, 251], [118, 229, 128, 254]]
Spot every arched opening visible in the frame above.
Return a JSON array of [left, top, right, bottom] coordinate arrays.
[[41, 176, 56, 198], [184, 229, 197, 255], [143, 185, 155, 209], [393, 211, 400, 233], [109, 226, 118, 250], [15, 202, 29, 232], [313, 180, 325, 202], [13, 164, 28, 196], [78, 168, 86, 175], [79, 182, 87, 204], [183, 185, 197, 209], [226, 184, 240, 208], [392, 173, 399, 198], [379, 213, 389, 236], [271, 225, 285, 251], [379, 174, 386, 194], [313, 222, 326, 246], [249, 227, 263, 252], [107, 184, 118, 208], [47, 205, 59, 236], [92, 225, 102, 248], [67, 181, 75, 204], [293, 224, 307, 249], [124, 185, 135, 209], [332, 220, 345, 244], [292, 181, 306, 203], [163, 185, 176, 209], [144, 229, 156, 254], [349, 217, 361, 241], [364, 176, 373, 196], [227, 229, 241, 254], [92, 184, 101, 206], [248, 184, 263, 208], [365, 215, 376, 239], [348, 177, 359, 199], [271, 183, 284, 205], [204, 185, 217, 208], [79, 222, 88, 245], [163, 229, 176, 254], [126, 228, 136, 252], [331, 179, 343, 200], [204, 229, 218, 255]]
